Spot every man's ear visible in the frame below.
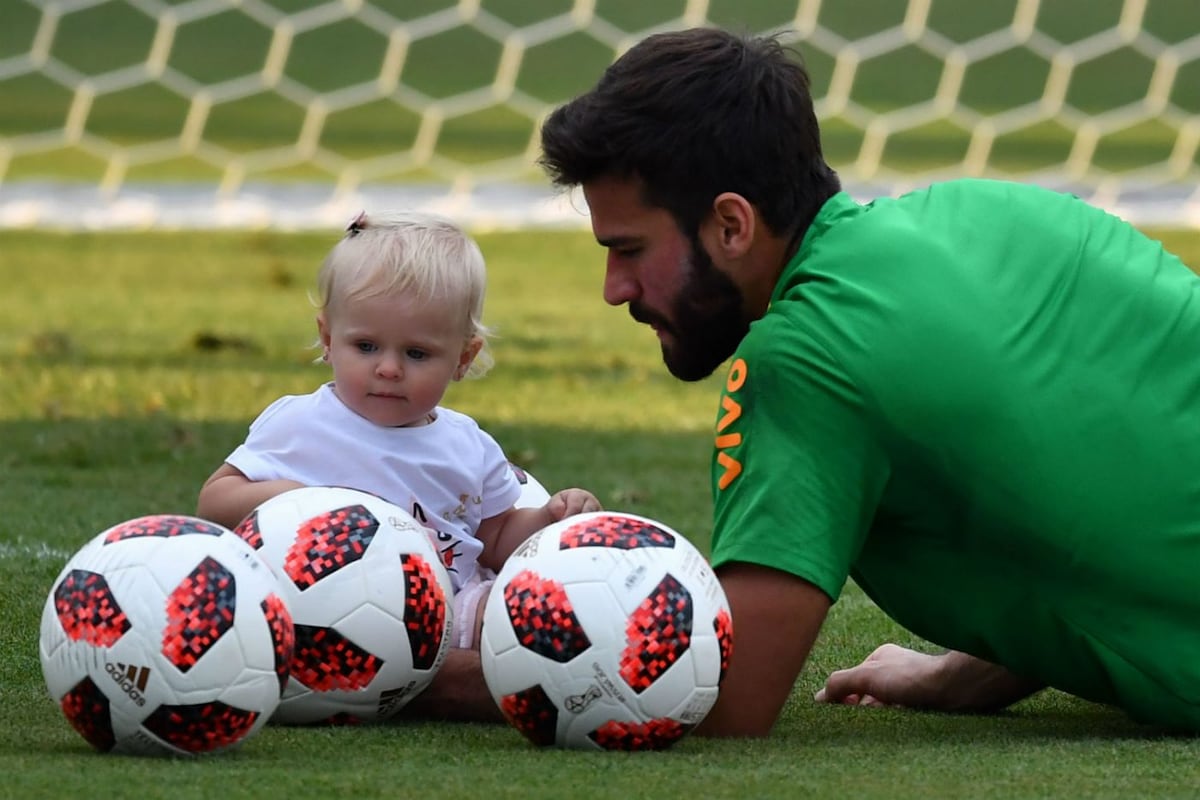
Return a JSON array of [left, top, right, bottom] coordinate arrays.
[[455, 335, 484, 380], [704, 192, 756, 259]]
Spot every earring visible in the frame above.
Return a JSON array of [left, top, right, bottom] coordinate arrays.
[[322, 351, 329, 362]]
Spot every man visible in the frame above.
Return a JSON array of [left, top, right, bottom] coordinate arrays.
[[538, 27, 1200, 737]]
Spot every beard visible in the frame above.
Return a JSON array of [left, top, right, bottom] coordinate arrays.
[[630, 238, 750, 382]]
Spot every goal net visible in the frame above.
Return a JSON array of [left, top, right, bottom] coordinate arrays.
[[2, 0, 1198, 230]]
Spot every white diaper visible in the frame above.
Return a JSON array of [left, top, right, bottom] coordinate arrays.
[[451, 567, 496, 649]]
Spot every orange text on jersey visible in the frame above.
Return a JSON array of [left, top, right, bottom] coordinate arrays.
[[716, 358, 746, 491]]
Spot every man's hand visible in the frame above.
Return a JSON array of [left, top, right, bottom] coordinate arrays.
[[814, 644, 1044, 712], [814, 643, 945, 708]]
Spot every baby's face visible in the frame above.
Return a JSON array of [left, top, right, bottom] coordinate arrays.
[[318, 290, 476, 427]]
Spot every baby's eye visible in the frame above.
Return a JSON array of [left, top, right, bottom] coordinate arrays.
[[406, 348, 428, 361], [356, 341, 378, 354]]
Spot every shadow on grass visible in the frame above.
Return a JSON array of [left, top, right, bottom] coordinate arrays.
[[0, 414, 713, 543], [774, 694, 1184, 747]]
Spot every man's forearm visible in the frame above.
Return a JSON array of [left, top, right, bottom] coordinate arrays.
[[936, 650, 1044, 712], [400, 648, 504, 723]]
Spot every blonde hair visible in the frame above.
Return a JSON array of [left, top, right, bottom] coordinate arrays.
[[316, 210, 494, 378]]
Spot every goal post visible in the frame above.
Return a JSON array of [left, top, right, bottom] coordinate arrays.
[[1, 0, 1197, 229]]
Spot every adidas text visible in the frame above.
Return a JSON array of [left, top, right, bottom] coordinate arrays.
[[105, 662, 150, 707]]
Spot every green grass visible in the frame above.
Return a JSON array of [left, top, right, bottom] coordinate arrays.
[[3, 227, 1200, 798]]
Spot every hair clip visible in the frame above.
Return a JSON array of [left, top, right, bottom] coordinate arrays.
[[345, 210, 367, 236]]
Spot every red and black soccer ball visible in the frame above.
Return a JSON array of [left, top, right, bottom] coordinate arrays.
[[39, 515, 293, 756], [480, 512, 733, 750], [233, 486, 454, 724]]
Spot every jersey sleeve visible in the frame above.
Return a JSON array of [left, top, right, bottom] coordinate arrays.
[[708, 313, 890, 602]]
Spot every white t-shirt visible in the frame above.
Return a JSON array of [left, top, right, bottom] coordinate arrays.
[[226, 383, 522, 591]]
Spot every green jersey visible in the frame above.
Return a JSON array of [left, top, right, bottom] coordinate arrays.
[[709, 179, 1200, 728]]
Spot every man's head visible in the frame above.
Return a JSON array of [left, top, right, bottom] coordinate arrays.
[[540, 27, 839, 248], [539, 27, 840, 380]]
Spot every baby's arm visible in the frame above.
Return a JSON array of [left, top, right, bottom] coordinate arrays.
[[196, 463, 305, 529], [477, 488, 602, 571]]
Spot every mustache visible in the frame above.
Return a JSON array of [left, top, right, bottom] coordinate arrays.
[[629, 302, 669, 330]]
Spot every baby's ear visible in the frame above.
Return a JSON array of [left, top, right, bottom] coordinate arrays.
[[455, 335, 484, 379], [316, 313, 332, 359]]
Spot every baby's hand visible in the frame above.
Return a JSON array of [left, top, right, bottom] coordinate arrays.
[[544, 488, 602, 521]]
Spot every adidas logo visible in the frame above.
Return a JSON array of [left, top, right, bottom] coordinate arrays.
[[105, 661, 150, 706]]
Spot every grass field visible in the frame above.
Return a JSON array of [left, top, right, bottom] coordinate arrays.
[[3, 226, 1200, 799]]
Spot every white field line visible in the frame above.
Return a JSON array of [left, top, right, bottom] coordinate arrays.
[[0, 540, 73, 563]]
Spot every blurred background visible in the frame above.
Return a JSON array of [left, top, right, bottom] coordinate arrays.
[[2, 0, 1198, 230]]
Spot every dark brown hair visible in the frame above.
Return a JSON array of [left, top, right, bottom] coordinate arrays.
[[539, 27, 840, 243]]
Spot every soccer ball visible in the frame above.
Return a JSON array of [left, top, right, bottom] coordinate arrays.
[[509, 462, 551, 508], [38, 515, 293, 756], [480, 511, 733, 750], [233, 486, 454, 724]]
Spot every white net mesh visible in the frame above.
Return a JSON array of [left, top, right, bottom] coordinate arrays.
[[2, 0, 1198, 229]]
